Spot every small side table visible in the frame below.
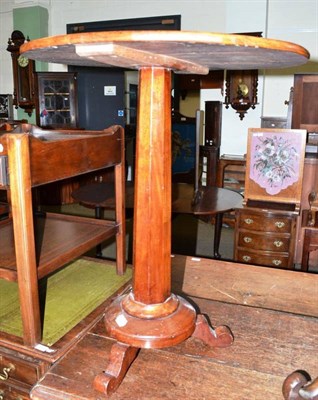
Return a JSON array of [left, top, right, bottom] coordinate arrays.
[[21, 30, 309, 396], [301, 210, 318, 271], [72, 182, 243, 259]]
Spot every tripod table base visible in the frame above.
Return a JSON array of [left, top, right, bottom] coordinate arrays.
[[94, 293, 233, 396]]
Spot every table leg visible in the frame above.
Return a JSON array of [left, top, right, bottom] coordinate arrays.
[[95, 205, 103, 257], [94, 343, 139, 396], [214, 213, 223, 259]]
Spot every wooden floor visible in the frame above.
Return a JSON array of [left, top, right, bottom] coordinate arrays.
[[31, 255, 318, 400]]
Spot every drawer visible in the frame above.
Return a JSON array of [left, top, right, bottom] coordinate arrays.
[[237, 211, 292, 233], [0, 384, 29, 400], [261, 117, 287, 129], [237, 231, 290, 252], [0, 352, 48, 387], [236, 249, 290, 268]]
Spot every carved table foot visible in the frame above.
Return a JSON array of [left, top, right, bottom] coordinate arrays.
[[191, 314, 233, 347], [93, 342, 139, 396], [283, 370, 318, 400], [94, 296, 233, 396]]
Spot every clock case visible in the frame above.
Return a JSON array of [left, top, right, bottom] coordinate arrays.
[[7, 30, 36, 116]]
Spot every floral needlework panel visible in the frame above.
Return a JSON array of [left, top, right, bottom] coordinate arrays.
[[249, 132, 302, 195]]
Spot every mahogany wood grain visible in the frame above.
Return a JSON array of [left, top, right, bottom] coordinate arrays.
[[0, 125, 123, 188], [171, 255, 318, 317], [234, 206, 298, 269], [0, 213, 118, 282], [0, 125, 126, 347], [172, 184, 242, 214], [114, 152, 126, 275], [132, 67, 171, 305], [21, 31, 309, 71], [301, 227, 318, 272], [93, 343, 139, 395], [7, 133, 41, 346], [295, 158, 318, 265]]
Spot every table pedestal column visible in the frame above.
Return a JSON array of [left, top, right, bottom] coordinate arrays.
[[94, 67, 233, 396]]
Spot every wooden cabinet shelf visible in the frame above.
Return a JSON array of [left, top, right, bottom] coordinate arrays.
[[0, 213, 118, 282]]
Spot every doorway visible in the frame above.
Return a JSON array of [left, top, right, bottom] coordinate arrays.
[[67, 15, 181, 130]]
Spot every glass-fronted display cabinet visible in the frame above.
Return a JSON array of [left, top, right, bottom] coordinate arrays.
[[36, 72, 78, 128]]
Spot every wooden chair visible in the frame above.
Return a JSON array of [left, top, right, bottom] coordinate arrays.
[[0, 123, 126, 347]]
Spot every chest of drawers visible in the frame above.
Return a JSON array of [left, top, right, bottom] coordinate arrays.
[[0, 346, 50, 400], [234, 206, 298, 269]]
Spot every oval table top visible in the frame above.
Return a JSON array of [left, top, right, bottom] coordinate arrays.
[[172, 184, 243, 215], [72, 182, 243, 216], [21, 30, 309, 74]]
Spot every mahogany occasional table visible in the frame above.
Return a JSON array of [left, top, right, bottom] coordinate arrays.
[[71, 182, 243, 259], [21, 30, 309, 396]]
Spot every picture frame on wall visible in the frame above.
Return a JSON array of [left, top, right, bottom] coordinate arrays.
[[244, 128, 307, 208]]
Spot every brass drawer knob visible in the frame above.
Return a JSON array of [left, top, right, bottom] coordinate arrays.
[[244, 218, 254, 225], [0, 363, 15, 381], [273, 240, 284, 248], [275, 221, 285, 229], [242, 255, 251, 262], [243, 236, 252, 243], [272, 259, 282, 266]]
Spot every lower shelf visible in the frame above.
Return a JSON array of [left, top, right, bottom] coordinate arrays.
[[0, 212, 118, 281], [0, 258, 132, 346]]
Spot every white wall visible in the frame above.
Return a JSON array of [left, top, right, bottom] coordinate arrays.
[[0, 1, 14, 95], [263, 0, 318, 116], [1, 0, 317, 154]]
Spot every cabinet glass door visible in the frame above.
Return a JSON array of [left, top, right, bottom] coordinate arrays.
[[37, 72, 78, 128]]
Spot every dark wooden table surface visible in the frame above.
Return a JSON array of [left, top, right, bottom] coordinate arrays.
[[72, 182, 243, 258], [72, 182, 242, 214], [30, 255, 318, 400]]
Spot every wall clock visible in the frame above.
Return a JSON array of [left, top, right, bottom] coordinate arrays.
[[7, 30, 36, 116], [17, 54, 29, 68], [223, 31, 262, 120], [224, 69, 258, 120]]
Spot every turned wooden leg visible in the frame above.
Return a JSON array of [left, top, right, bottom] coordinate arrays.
[[94, 342, 139, 396], [191, 314, 233, 347], [283, 371, 318, 400]]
